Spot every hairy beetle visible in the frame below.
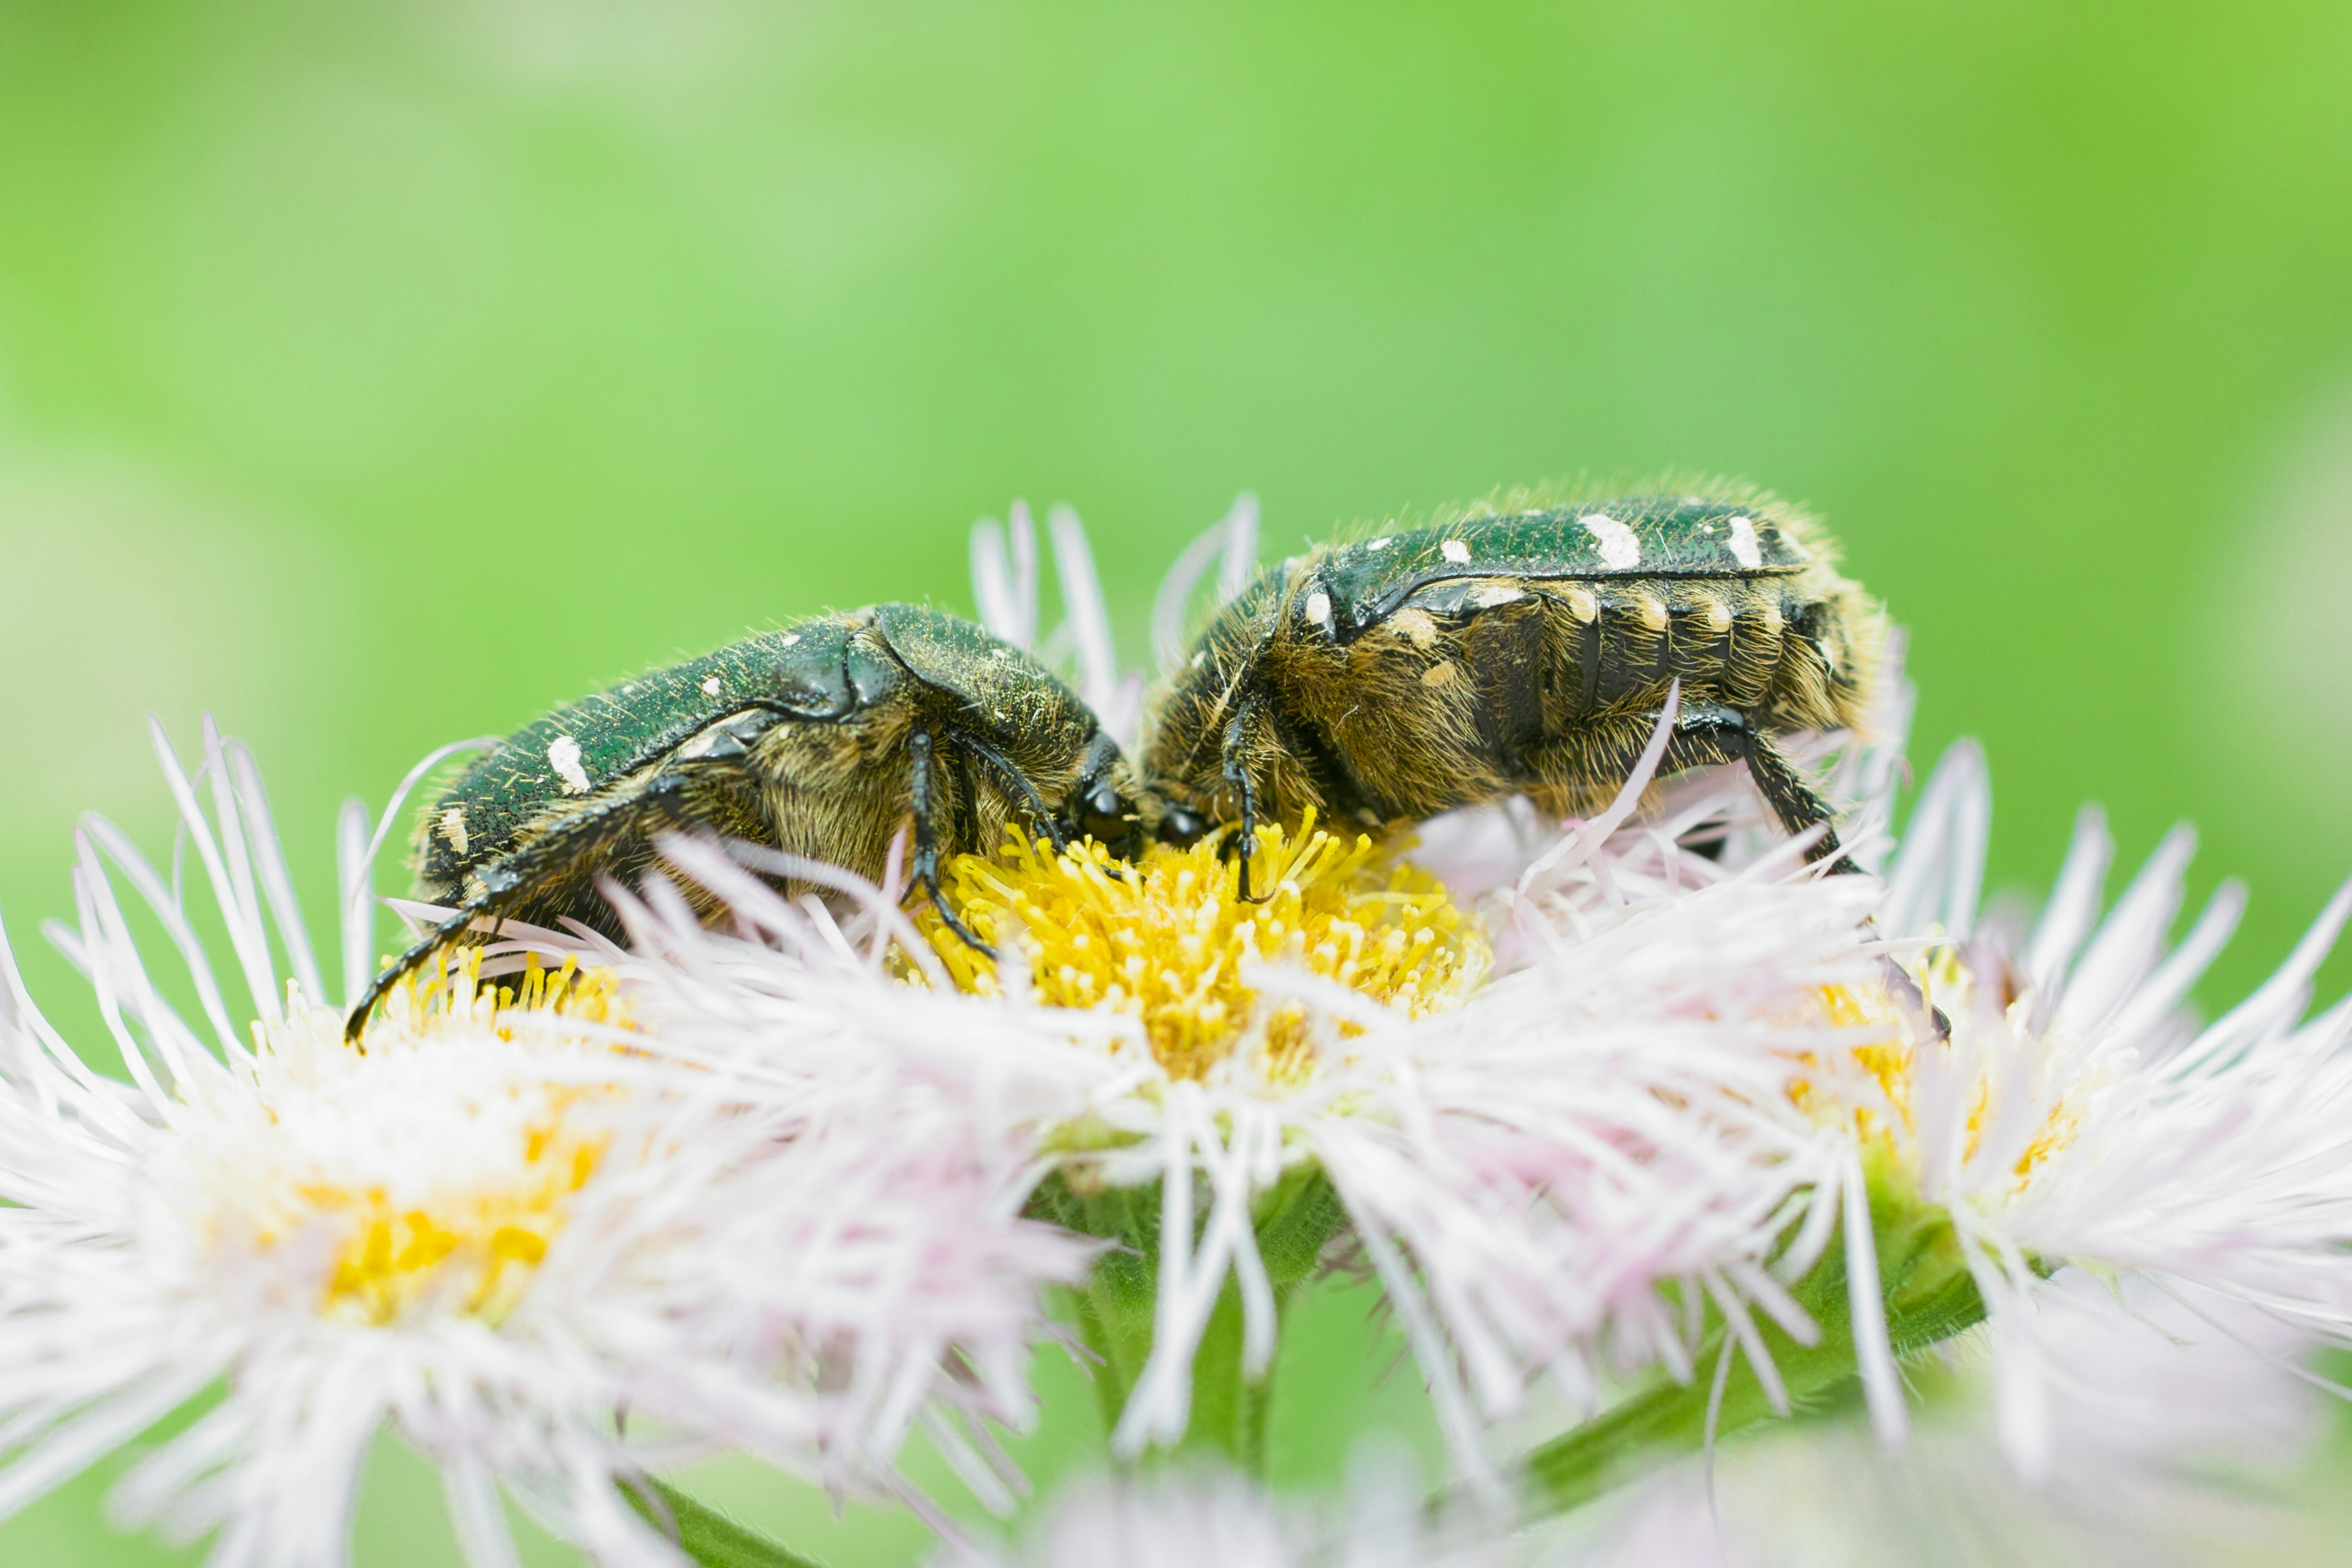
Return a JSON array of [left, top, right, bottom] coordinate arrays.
[[1139, 488, 1881, 894], [347, 603, 1139, 1039]]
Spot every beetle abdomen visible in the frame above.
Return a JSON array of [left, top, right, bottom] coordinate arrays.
[[1140, 488, 1882, 838]]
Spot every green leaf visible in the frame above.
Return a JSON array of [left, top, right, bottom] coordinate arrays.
[[625, 1479, 832, 1568]]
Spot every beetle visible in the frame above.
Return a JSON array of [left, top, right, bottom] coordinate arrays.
[[1139, 488, 1882, 894], [345, 603, 1140, 1040]]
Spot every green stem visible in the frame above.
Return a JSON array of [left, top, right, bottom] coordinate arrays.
[[1178, 1280, 1273, 1469], [625, 1479, 831, 1568], [1487, 1193, 1988, 1522], [1039, 1166, 1347, 1475]]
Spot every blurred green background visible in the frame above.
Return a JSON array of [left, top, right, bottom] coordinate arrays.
[[7, 0, 2352, 1561]]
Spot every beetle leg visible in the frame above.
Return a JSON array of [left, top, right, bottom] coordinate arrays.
[[341, 766, 737, 1043], [909, 728, 998, 957], [951, 729, 1072, 856], [1742, 732, 1853, 872], [342, 899, 510, 1046], [1221, 705, 1267, 903], [1654, 703, 1853, 872]]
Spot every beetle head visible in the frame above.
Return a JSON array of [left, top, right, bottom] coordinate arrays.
[[1061, 730, 1146, 861]]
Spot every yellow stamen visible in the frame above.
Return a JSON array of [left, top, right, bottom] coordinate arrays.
[[913, 812, 1488, 1082], [1803, 944, 2079, 1194], [236, 948, 635, 1327], [306, 1104, 606, 1325], [346, 945, 635, 1049]]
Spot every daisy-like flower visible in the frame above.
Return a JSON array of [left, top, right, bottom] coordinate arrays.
[[1796, 738, 2352, 1474], [0, 722, 1088, 1567], [622, 502, 1912, 1499]]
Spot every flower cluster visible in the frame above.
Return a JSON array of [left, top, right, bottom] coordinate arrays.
[[2, 499, 2350, 1568]]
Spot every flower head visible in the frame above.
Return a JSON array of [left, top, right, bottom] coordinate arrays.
[[1790, 738, 2352, 1474], [0, 722, 1086, 1567]]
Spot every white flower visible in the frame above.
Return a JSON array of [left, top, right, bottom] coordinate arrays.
[[1804, 737, 2352, 1476], [0, 722, 1087, 1567], [617, 506, 1909, 1496]]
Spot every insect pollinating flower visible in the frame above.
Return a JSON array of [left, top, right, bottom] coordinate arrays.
[[16, 486, 2352, 1568], [0, 722, 1088, 1567], [609, 505, 1910, 1496], [1136, 484, 1885, 892], [346, 600, 1146, 1042]]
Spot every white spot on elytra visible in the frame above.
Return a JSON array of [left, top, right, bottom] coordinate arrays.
[[1439, 538, 1472, 564], [1305, 590, 1333, 626], [1580, 514, 1641, 570], [548, 734, 590, 794], [1391, 607, 1439, 649], [1368, 537, 1393, 551], [1466, 582, 1526, 609], [1727, 515, 1763, 570], [781, 633, 801, 646], [700, 675, 722, 697]]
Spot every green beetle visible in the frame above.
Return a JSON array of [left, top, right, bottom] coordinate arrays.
[[1140, 487, 1883, 894], [347, 603, 1140, 1040]]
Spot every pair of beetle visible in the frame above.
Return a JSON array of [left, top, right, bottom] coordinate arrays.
[[347, 488, 1881, 1039]]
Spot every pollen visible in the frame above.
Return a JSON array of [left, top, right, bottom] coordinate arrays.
[[306, 1109, 606, 1326], [1802, 947, 2079, 1193], [356, 943, 633, 1047], [913, 814, 1488, 1083], [209, 949, 638, 1330]]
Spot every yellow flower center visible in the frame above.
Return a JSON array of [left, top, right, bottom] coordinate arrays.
[[913, 814, 1488, 1082], [224, 949, 636, 1327], [355, 943, 632, 1047], [309, 1108, 606, 1326], [1807, 944, 2078, 1191]]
